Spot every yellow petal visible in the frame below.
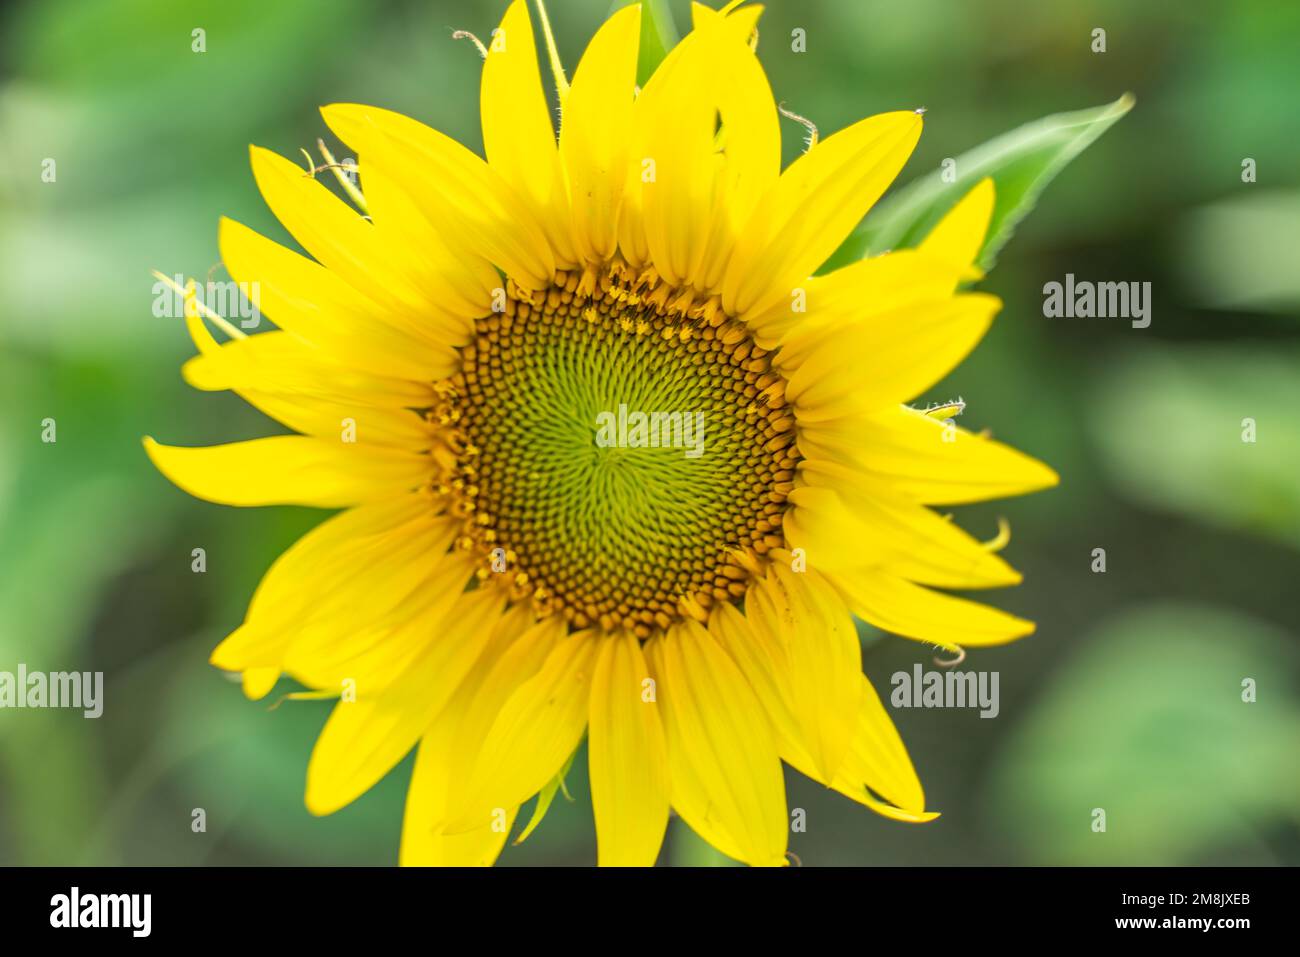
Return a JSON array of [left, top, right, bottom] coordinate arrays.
[[441, 615, 568, 797], [401, 735, 517, 866], [787, 473, 1022, 589], [248, 145, 436, 321], [182, 330, 433, 408], [831, 569, 1036, 651], [208, 497, 436, 674], [627, 10, 777, 288], [783, 293, 1001, 419], [399, 603, 537, 865], [357, 157, 500, 322], [690, 1, 764, 38], [712, 603, 935, 822], [918, 176, 995, 272], [769, 180, 996, 362], [242, 393, 431, 450], [647, 620, 787, 866], [240, 667, 280, 700], [708, 602, 811, 766], [218, 216, 457, 380], [724, 110, 923, 317], [444, 628, 598, 834], [282, 549, 476, 693], [304, 587, 506, 815], [481, 0, 575, 266], [799, 404, 1059, 505], [832, 675, 930, 816], [848, 795, 940, 825], [758, 248, 967, 355], [684, 11, 778, 290], [588, 631, 669, 866], [143, 435, 429, 508], [198, 352, 436, 449], [558, 4, 640, 265], [321, 102, 555, 290], [745, 566, 861, 781], [627, 29, 717, 286]]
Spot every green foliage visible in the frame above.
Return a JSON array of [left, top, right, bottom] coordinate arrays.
[[635, 0, 680, 86], [987, 603, 1300, 865], [1181, 190, 1300, 314], [1091, 346, 1300, 549], [824, 94, 1133, 273]]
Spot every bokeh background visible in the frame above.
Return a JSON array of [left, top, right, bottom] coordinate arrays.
[[1, 0, 1297, 866]]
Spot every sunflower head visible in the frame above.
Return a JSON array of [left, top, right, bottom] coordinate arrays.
[[147, 0, 1057, 867], [443, 263, 797, 636]]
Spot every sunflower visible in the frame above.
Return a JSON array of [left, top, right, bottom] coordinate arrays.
[[146, 0, 1057, 867]]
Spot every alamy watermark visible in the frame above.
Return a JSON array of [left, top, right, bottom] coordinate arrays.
[[890, 664, 999, 718], [0, 665, 103, 718], [594, 404, 705, 459], [1042, 273, 1151, 329], [50, 887, 150, 937], [151, 273, 261, 329]]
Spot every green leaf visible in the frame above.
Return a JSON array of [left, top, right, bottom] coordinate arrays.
[[638, 0, 680, 84], [610, 0, 680, 86], [822, 93, 1134, 274]]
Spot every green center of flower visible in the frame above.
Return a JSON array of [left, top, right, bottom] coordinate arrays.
[[439, 265, 798, 636]]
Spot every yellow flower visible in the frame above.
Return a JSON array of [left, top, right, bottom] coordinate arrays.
[[146, 0, 1057, 867]]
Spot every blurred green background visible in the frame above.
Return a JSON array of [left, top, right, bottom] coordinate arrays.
[[1, 0, 1297, 866]]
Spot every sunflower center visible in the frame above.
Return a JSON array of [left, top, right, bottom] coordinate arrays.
[[437, 263, 798, 637]]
